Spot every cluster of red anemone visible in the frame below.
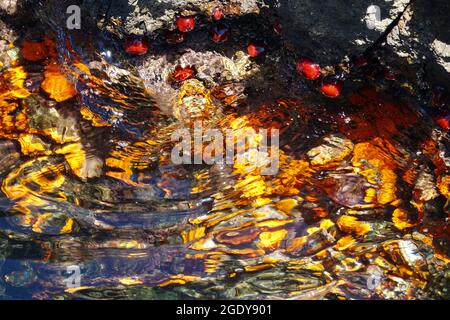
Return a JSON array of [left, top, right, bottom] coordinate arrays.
[[295, 57, 343, 98], [123, 9, 449, 129], [124, 8, 267, 58]]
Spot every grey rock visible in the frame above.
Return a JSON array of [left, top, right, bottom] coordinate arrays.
[[276, 0, 410, 65], [277, 0, 450, 86], [386, 0, 450, 88], [82, 0, 263, 36], [14, 0, 448, 87], [0, 18, 18, 70], [0, 0, 18, 15]]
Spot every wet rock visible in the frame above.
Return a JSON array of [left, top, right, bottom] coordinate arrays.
[[277, 0, 410, 66], [0, 17, 19, 70], [3, 264, 37, 287], [382, 239, 427, 275], [82, 0, 262, 36], [414, 169, 439, 202], [385, 0, 450, 89], [0, 140, 20, 174], [137, 49, 255, 113], [307, 134, 353, 166], [323, 173, 372, 209], [0, 0, 18, 15], [278, 0, 450, 87]]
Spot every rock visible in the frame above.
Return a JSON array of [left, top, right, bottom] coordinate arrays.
[[0, 13, 19, 70], [81, 0, 262, 36], [277, 0, 450, 88], [0, 0, 18, 15], [276, 0, 410, 66], [307, 134, 353, 166], [385, 0, 450, 89], [0, 140, 21, 173], [136, 49, 255, 114], [12, 0, 449, 88], [414, 169, 439, 202]]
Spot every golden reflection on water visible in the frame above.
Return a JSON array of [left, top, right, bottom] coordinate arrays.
[[0, 35, 448, 299]]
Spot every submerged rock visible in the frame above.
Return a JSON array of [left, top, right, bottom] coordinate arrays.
[[307, 135, 353, 166]]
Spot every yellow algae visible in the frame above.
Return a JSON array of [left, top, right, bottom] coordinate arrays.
[[306, 227, 320, 235], [31, 213, 52, 233], [268, 159, 313, 196], [201, 209, 248, 228], [352, 138, 400, 205], [73, 61, 91, 76], [159, 274, 200, 287], [438, 175, 450, 198], [41, 62, 77, 102], [256, 219, 293, 229], [252, 197, 272, 208], [392, 208, 416, 230], [303, 262, 325, 272], [374, 256, 396, 271], [0, 66, 30, 100], [320, 219, 335, 230], [2, 157, 65, 202], [412, 232, 433, 247], [257, 229, 287, 251], [213, 225, 260, 246], [56, 142, 103, 180], [378, 168, 397, 204], [276, 198, 298, 215], [204, 254, 223, 273], [244, 263, 275, 272], [99, 240, 147, 249], [105, 142, 156, 186], [364, 187, 377, 203], [65, 286, 93, 294], [1, 157, 67, 226], [435, 253, 450, 263], [339, 257, 363, 272], [221, 248, 265, 258], [174, 79, 213, 125], [80, 106, 110, 127], [252, 211, 270, 219], [234, 174, 266, 198], [190, 237, 219, 251], [337, 216, 371, 236], [18, 134, 51, 155], [335, 235, 356, 251], [345, 209, 365, 215], [119, 277, 144, 286], [60, 218, 74, 234], [181, 227, 206, 243], [285, 236, 308, 253], [31, 214, 73, 234]]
